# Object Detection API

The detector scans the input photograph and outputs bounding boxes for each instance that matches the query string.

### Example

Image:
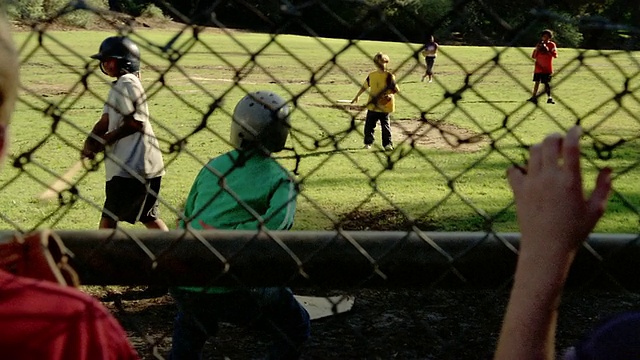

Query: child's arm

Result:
[390,74,400,94]
[233,178,298,231]
[101,115,143,145]
[351,77,369,104]
[81,113,108,159]
[494,126,612,360]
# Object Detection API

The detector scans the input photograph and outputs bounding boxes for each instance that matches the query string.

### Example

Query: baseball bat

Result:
[38,160,84,201]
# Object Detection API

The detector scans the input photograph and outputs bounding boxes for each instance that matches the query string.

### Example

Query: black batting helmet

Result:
[91,36,140,74]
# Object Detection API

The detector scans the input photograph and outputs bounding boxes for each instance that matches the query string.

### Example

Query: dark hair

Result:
[541,29,554,38]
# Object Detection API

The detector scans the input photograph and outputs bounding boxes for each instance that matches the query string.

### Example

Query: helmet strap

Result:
[99,62,109,76]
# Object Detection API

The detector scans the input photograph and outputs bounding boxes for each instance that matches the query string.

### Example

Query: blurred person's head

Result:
[541,29,553,42]
[0,13,18,161]
[373,52,390,71]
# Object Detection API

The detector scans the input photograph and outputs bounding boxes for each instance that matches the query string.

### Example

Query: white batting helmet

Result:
[230,91,291,153]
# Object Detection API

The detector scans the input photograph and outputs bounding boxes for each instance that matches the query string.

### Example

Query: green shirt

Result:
[179,149,298,293]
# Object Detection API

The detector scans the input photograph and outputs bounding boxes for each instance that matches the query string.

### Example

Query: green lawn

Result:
[5,28,640,233]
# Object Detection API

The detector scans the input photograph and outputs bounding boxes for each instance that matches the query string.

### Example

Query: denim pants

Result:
[364,110,392,147]
[169,287,310,360]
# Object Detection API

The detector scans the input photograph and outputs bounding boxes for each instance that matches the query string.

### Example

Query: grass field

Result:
[5,27,640,233]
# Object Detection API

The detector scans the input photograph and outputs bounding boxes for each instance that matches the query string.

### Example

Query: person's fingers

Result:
[527,143,543,175]
[541,133,563,168]
[563,126,582,174]
[585,167,612,229]
[506,166,525,195]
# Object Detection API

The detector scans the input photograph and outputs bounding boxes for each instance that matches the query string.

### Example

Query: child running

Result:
[170,91,310,359]
[351,52,400,151]
[421,35,439,83]
[530,29,558,104]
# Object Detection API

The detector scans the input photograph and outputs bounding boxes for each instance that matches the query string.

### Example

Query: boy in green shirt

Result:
[170,91,310,359]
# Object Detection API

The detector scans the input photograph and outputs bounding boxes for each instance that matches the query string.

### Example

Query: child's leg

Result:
[144,218,169,230]
[251,287,310,359]
[169,290,219,360]
[380,113,393,148]
[421,57,428,81]
[364,111,377,145]
[544,82,551,98]
[427,58,435,82]
[532,80,540,97]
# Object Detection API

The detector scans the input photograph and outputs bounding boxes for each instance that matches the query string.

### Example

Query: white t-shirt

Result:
[103,73,165,181]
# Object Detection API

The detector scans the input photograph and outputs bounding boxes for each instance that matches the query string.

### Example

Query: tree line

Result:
[11,0,640,49]
[111,0,640,49]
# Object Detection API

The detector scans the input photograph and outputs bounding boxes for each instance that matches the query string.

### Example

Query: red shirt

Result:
[532,41,557,74]
[0,270,139,360]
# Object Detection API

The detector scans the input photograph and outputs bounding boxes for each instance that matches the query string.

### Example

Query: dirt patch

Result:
[26,82,73,97]
[10,13,240,33]
[339,209,437,231]
[309,104,489,153]
[393,118,488,152]
[98,286,640,359]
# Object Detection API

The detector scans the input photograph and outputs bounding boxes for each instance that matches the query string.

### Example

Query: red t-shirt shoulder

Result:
[533,41,557,74]
[0,270,139,360]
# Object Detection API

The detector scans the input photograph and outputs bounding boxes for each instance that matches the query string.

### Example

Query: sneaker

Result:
[364,144,372,149]
[428,79,433,83]
[547,98,555,104]
[528,96,538,104]
[384,144,394,151]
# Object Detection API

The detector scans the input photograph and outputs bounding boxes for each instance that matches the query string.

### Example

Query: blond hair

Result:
[0,13,18,127]
[373,52,390,71]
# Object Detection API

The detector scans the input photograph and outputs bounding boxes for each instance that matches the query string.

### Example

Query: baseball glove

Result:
[0,230,80,287]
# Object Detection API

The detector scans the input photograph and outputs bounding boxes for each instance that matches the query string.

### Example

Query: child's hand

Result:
[81,137,103,160]
[507,126,612,259]
[537,42,549,52]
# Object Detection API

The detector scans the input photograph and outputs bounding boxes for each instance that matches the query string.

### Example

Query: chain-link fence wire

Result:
[3,0,640,358]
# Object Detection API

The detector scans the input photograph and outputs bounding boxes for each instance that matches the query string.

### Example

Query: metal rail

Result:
[2,231,638,289]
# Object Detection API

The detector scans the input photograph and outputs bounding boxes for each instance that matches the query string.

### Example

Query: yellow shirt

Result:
[363,70,399,113]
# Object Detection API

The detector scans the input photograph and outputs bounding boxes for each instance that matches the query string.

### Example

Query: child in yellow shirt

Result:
[351,52,400,151]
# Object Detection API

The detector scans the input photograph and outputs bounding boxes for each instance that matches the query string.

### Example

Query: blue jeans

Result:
[169,287,310,360]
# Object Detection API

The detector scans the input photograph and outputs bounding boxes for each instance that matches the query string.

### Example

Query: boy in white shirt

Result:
[82,36,168,230]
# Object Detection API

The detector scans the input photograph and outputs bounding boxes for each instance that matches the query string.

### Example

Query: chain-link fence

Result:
[3,0,640,358]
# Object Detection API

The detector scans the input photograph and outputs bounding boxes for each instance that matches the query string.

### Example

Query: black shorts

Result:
[102,176,162,224]
[425,57,436,74]
[533,73,552,84]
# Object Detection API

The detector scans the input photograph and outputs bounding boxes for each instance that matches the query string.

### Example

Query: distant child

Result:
[351,52,400,151]
[530,29,558,104]
[82,36,168,230]
[421,35,439,83]
[170,91,310,359]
